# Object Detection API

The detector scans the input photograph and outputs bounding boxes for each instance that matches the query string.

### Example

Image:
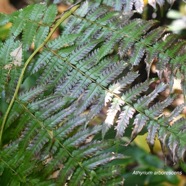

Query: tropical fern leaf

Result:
[0,1,185,185]
[52,0,177,13]
[102,0,176,13]
[10,4,57,50]
[116,105,136,137]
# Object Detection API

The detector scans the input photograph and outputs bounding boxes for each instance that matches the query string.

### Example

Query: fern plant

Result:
[101,0,176,13]
[0,0,185,185]
[54,0,176,13]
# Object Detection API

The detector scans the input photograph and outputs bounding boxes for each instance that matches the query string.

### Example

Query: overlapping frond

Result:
[54,0,176,13]
[0,0,185,185]
[10,4,57,50]
[102,0,176,13]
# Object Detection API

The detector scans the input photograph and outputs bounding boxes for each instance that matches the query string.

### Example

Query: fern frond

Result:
[103,97,124,137]
[168,104,186,122]
[134,83,167,111]
[35,26,50,49]
[10,4,57,50]
[102,0,176,13]
[0,39,23,99]
[32,50,53,73]
[146,97,174,118]
[158,117,186,163]
[116,105,136,137]
[69,40,101,64]
[47,34,79,50]
[105,71,139,105]
[42,4,57,25]
[121,81,150,103]
[131,114,149,141]
[0,1,185,185]
[146,121,160,151]
[19,85,45,102]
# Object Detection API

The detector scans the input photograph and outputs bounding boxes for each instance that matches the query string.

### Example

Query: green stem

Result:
[0,4,80,147]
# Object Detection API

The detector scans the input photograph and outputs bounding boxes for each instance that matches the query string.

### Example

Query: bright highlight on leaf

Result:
[10,44,22,66]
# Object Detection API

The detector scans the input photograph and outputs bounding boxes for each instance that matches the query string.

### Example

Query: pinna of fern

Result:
[102,0,176,13]
[55,0,176,13]
[0,0,186,185]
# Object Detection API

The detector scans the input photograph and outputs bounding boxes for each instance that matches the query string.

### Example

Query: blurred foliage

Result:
[167,2,186,37]
[110,142,181,186]
[0,23,11,40]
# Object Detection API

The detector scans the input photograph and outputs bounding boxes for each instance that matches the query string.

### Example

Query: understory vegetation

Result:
[0,0,185,185]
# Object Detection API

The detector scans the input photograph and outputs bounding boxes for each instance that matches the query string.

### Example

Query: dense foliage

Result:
[0,0,185,185]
